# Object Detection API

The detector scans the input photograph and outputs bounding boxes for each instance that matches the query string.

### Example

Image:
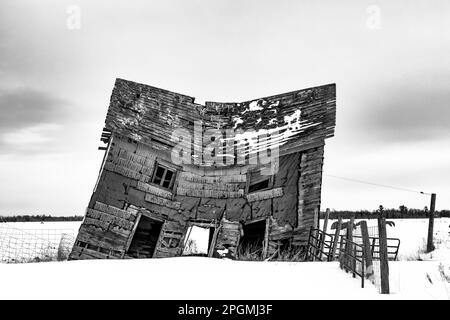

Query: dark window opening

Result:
[239,220,267,257]
[247,168,272,193]
[152,163,176,189]
[182,226,215,257]
[127,216,163,259]
[248,178,270,193]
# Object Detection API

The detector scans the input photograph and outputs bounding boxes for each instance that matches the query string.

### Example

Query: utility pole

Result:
[426,193,437,252]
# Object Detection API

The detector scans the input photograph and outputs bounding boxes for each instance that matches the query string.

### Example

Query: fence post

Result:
[378,212,390,294]
[262,217,270,259]
[339,235,344,269]
[360,221,374,282]
[305,227,312,261]
[345,216,355,270]
[361,255,365,288]
[352,245,357,278]
[319,209,330,260]
[329,216,342,261]
[312,208,319,260]
[426,193,436,253]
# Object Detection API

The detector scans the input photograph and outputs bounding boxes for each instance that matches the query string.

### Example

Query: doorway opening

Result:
[239,219,267,258]
[127,215,163,258]
[182,225,215,256]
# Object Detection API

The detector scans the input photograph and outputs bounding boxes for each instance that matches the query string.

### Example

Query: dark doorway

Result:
[239,220,267,257]
[127,216,163,258]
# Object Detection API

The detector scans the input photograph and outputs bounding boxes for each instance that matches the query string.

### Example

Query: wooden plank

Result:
[360,220,374,282]
[319,208,330,260]
[124,211,142,254]
[85,208,134,231]
[329,216,342,261]
[262,217,270,259]
[94,202,137,221]
[144,193,181,209]
[246,188,283,202]
[136,181,173,199]
[378,213,390,294]
[208,225,221,257]
[346,216,354,270]
[176,188,244,199]
[310,207,319,260]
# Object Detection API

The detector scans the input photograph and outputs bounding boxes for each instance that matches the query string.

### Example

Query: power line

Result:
[323,173,431,195]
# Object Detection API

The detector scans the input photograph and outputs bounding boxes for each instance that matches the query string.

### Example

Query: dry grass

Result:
[236,243,306,262]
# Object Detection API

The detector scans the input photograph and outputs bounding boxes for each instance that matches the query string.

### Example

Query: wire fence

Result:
[0,223,76,263]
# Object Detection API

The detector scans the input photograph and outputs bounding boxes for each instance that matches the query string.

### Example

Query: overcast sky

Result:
[0,0,449,216]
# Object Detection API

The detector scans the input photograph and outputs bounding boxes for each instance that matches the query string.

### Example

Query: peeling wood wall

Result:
[70,135,325,260]
[295,146,325,245]
[104,78,336,161]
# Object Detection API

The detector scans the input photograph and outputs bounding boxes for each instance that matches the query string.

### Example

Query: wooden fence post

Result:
[360,220,374,281]
[262,217,270,259]
[426,193,437,253]
[345,216,355,270]
[378,213,390,294]
[312,208,319,260]
[322,208,330,233]
[305,227,312,261]
[329,216,342,261]
[319,208,330,260]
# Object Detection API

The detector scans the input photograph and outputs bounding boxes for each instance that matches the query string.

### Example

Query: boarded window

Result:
[248,169,272,193]
[152,163,176,189]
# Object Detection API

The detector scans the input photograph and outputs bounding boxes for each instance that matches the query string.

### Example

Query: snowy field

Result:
[0,257,448,299]
[0,219,449,299]
[0,221,82,235]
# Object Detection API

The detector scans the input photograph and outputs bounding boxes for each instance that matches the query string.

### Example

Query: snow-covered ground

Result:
[0,221,82,235]
[0,258,378,299]
[0,257,448,299]
[0,219,449,299]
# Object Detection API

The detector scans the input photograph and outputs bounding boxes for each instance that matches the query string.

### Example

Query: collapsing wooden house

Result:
[69,78,336,260]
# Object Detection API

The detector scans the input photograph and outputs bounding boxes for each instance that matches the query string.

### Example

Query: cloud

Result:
[356,73,450,142]
[0,87,70,154]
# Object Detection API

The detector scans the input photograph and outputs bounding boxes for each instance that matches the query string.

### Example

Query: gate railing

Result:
[305,228,335,261]
[338,235,366,288]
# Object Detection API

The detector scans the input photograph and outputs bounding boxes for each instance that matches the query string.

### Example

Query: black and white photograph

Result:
[0,0,449,304]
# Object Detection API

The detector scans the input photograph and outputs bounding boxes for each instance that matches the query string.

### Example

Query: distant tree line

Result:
[0,215,84,223]
[321,206,450,219]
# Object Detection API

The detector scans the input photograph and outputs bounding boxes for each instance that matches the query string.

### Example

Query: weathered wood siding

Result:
[71,78,335,260]
[295,145,325,245]
[104,78,336,161]
[71,135,326,259]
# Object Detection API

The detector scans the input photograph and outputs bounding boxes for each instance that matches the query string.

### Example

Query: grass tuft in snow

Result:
[236,244,306,262]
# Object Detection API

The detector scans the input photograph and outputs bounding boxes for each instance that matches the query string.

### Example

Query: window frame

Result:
[246,169,274,194]
[151,161,178,190]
